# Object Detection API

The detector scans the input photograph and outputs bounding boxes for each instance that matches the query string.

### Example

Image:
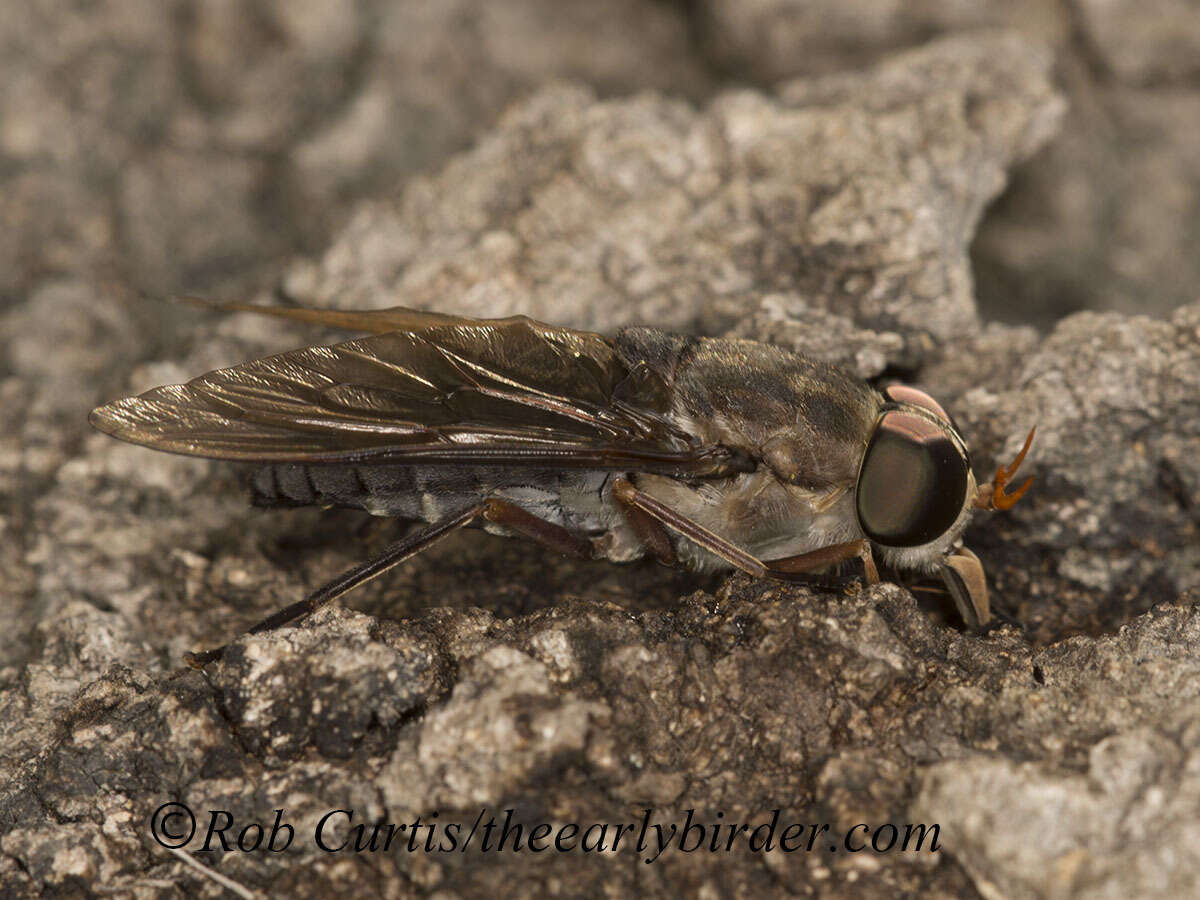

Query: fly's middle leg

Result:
[479,498,594,559]
[186,498,594,667]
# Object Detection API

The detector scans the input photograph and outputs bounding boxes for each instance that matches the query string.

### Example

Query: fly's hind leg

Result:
[186,498,593,667]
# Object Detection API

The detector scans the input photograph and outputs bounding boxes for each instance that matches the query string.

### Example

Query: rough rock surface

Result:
[0,0,708,303]
[922,308,1200,643]
[288,31,1062,369]
[696,0,1200,326]
[696,0,1069,82]
[3,10,1200,900]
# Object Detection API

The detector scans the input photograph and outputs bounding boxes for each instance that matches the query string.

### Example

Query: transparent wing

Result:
[91,309,740,476]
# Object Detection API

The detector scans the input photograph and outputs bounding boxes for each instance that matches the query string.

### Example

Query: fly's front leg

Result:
[611,478,876,586]
[186,498,593,667]
[611,478,770,578]
[764,540,878,585]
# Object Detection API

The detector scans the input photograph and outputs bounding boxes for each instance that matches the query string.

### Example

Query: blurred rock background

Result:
[1,1,1198,897]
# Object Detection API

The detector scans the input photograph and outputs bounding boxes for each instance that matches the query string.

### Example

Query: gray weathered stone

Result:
[2,16,1197,900]
[1077,0,1200,85]
[0,0,707,300]
[695,0,1200,327]
[921,305,1200,643]
[695,0,1068,83]
[293,32,1062,371]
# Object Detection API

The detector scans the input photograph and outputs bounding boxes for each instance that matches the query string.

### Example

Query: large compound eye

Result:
[883,384,950,421]
[856,411,969,547]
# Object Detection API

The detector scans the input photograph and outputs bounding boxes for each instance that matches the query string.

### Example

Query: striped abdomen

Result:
[250,463,618,536]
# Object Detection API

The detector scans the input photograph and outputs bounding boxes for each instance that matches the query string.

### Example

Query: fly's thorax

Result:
[614,329,883,487]
[760,430,866,490]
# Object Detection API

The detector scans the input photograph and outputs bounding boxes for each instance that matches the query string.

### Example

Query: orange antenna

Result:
[975,426,1036,511]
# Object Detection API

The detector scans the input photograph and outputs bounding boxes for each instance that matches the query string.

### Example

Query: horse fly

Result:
[90,304,1035,665]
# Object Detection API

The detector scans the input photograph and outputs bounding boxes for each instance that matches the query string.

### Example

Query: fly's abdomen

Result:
[251,464,467,519]
[252,464,384,510]
[251,464,617,535]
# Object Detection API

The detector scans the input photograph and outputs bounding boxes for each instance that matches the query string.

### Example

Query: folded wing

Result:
[90,309,737,475]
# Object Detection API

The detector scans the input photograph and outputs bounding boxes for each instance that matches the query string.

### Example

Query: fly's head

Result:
[854,384,1035,629]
